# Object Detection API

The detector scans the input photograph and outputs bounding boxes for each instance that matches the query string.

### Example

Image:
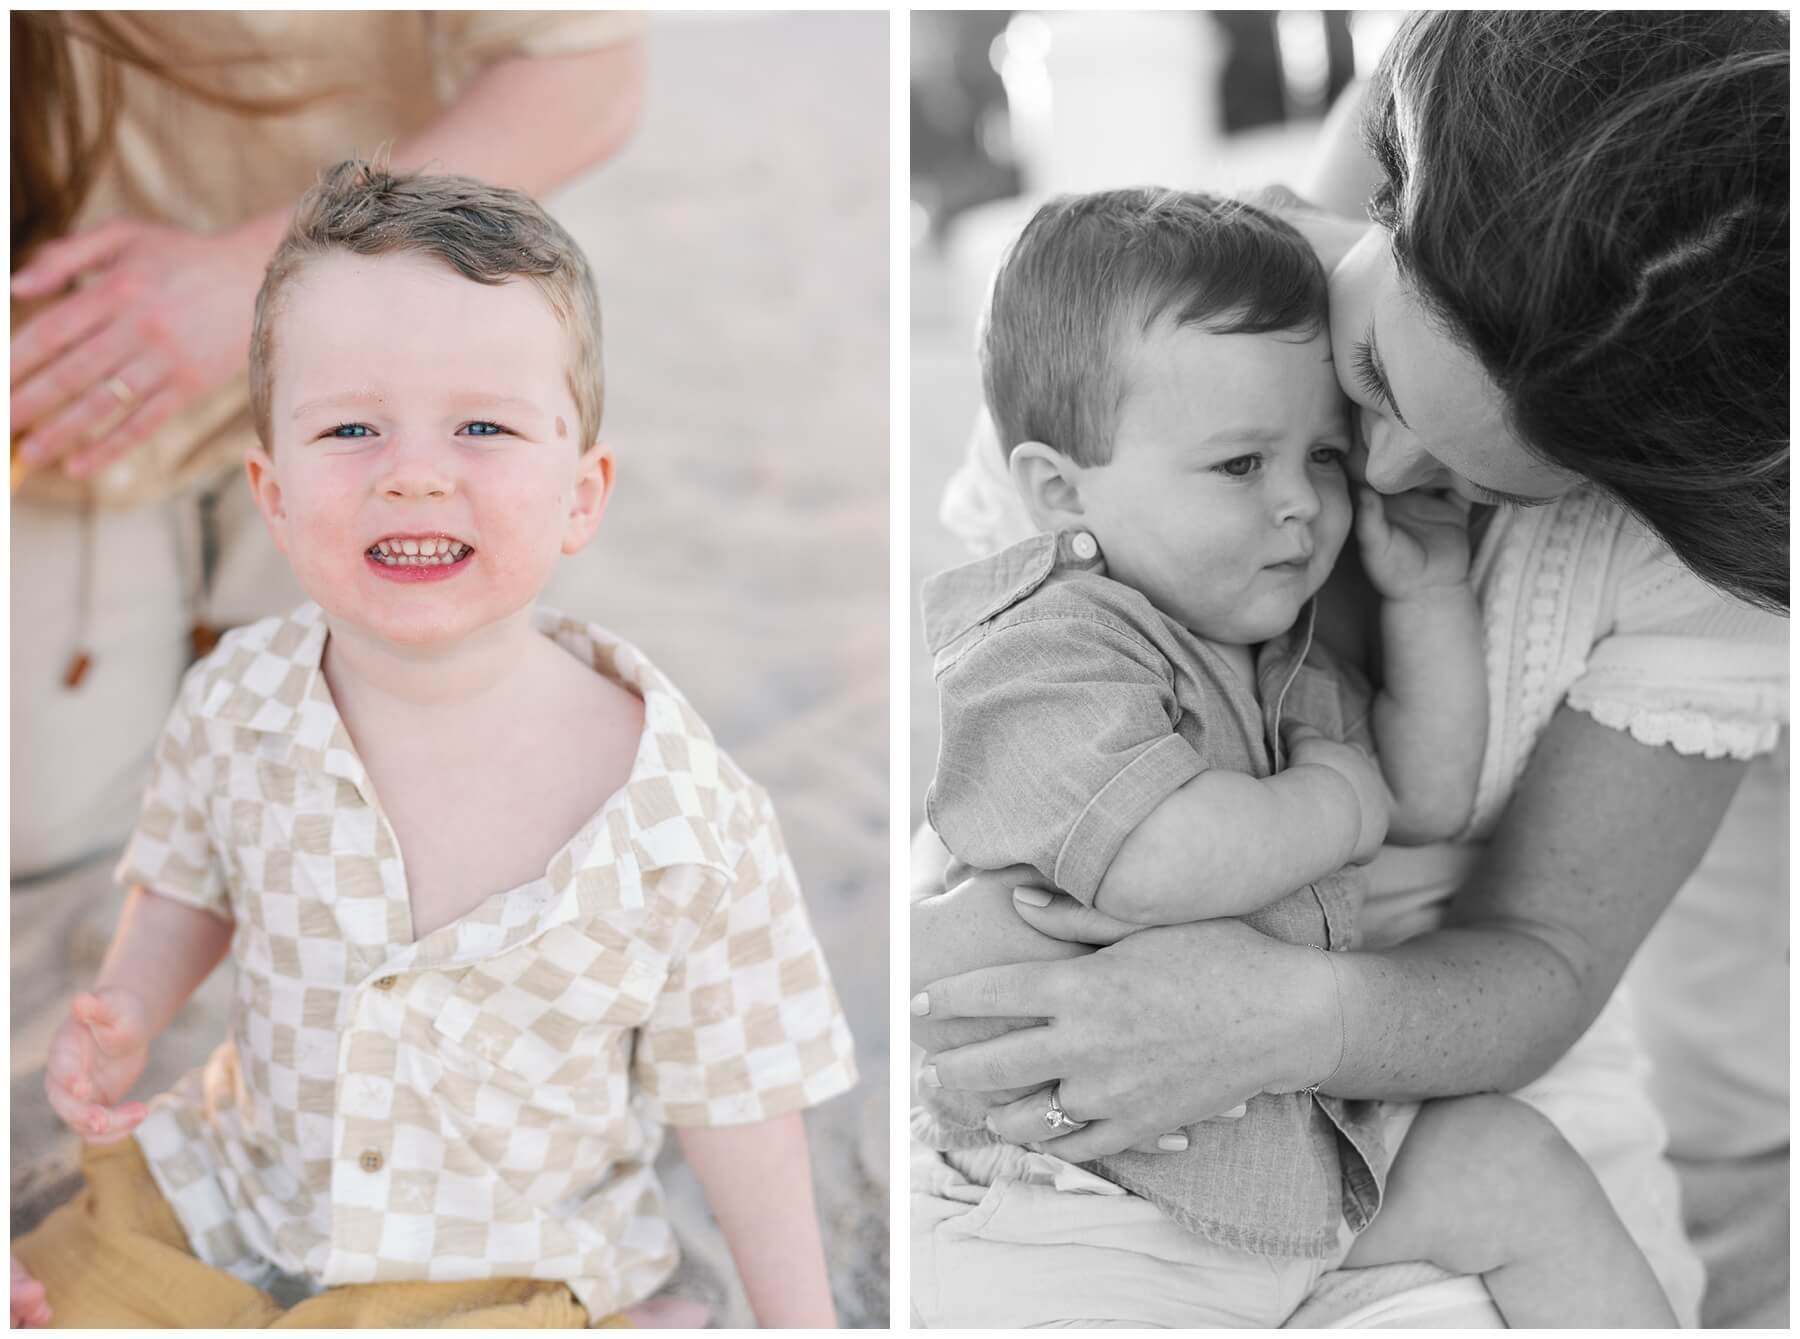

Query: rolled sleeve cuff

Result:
[1053,735,1205,905]
[113,847,230,922]
[1309,867,1363,952]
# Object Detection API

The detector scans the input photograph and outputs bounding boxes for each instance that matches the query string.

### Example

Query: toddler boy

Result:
[914,188,1673,1327]
[13,160,855,1328]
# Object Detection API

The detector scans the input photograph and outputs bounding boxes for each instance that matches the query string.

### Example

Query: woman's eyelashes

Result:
[319,420,513,441]
[1349,340,1385,405]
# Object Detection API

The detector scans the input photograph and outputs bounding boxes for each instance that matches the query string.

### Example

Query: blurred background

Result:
[12,11,889,1327]
[910,9,1401,828]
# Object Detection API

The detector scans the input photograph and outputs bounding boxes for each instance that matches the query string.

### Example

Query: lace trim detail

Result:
[1569,697,1783,760]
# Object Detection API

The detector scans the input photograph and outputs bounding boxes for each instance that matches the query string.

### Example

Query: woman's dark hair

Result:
[1366,11,1788,611]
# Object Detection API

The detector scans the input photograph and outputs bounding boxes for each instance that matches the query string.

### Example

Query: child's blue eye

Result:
[1215,454,1262,478]
[328,423,372,439]
[461,421,507,437]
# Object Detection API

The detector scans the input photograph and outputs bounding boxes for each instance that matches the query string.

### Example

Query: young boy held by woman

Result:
[913,187,1672,1328]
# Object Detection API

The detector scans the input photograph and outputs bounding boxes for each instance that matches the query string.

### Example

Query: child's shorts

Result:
[912,1105,1419,1329]
[11,1136,628,1329]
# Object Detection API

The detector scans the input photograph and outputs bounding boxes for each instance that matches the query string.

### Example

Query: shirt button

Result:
[1070,531,1099,561]
[359,1149,384,1173]
[373,975,398,991]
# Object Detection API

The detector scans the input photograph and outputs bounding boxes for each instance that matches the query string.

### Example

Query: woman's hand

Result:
[11,215,280,479]
[915,919,1340,1160]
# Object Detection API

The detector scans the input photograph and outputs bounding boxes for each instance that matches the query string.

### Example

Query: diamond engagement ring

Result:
[1042,1087,1086,1133]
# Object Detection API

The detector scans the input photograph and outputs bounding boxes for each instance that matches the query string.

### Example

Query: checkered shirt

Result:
[118,602,857,1320]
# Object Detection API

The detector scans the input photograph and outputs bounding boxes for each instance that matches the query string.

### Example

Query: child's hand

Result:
[1290,735,1387,864]
[11,1255,51,1328]
[1354,485,1473,600]
[44,988,151,1143]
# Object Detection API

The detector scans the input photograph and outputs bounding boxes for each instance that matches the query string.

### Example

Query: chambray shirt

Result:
[119,603,857,1319]
[920,530,1387,1258]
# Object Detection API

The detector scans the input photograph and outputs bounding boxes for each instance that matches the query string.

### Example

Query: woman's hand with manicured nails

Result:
[43,987,152,1143]
[11,216,277,479]
[916,916,1340,1161]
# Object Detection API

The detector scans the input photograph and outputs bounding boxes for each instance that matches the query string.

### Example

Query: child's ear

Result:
[1008,440,1087,531]
[561,440,615,555]
[244,448,289,554]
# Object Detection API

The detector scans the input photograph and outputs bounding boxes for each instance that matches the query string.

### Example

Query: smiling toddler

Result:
[915,188,1674,1326]
[11,160,855,1328]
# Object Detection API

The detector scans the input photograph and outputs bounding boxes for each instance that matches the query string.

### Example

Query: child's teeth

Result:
[369,540,467,566]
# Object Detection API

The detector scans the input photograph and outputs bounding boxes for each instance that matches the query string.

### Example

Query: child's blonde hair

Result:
[249,156,604,450]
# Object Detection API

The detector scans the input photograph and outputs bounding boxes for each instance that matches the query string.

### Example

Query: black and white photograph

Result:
[909,9,1788,1329]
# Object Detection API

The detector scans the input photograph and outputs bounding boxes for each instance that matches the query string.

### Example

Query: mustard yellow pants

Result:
[12,1138,628,1328]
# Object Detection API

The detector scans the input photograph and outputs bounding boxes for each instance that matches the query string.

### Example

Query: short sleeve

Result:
[927,616,1205,904]
[1565,524,1788,759]
[633,787,857,1126]
[113,671,229,920]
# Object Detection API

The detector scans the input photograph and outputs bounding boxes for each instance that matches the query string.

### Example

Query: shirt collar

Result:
[194,603,739,907]
[920,530,1087,655]
[921,529,1319,717]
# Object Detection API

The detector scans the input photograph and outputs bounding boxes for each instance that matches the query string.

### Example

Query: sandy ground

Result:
[12,13,888,1327]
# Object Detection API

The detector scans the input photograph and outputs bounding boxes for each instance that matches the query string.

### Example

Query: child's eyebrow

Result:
[1198,427,1286,446]
[290,391,543,421]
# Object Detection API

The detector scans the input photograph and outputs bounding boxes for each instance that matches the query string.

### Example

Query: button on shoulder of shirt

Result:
[358,1149,384,1173]
[372,975,398,991]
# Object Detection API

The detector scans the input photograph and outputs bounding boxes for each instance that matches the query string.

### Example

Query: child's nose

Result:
[378,439,454,500]
[1272,470,1321,526]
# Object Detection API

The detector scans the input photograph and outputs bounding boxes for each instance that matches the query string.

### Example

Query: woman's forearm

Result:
[1328,925,1584,1098]
[227,41,645,291]
[387,40,646,198]
[1326,708,1748,1099]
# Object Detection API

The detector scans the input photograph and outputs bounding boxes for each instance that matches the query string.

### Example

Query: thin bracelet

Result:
[1300,944,1345,1098]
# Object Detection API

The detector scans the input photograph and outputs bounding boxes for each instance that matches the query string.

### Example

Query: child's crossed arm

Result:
[1100,486,1486,925]
[1095,734,1384,924]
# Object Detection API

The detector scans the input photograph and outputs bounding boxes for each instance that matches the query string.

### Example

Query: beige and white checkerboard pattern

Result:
[119,603,857,1320]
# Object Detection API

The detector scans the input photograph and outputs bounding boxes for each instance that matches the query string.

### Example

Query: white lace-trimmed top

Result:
[1463,489,1785,836]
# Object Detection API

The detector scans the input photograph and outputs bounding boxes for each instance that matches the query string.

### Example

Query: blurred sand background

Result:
[12,12,889,1327]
